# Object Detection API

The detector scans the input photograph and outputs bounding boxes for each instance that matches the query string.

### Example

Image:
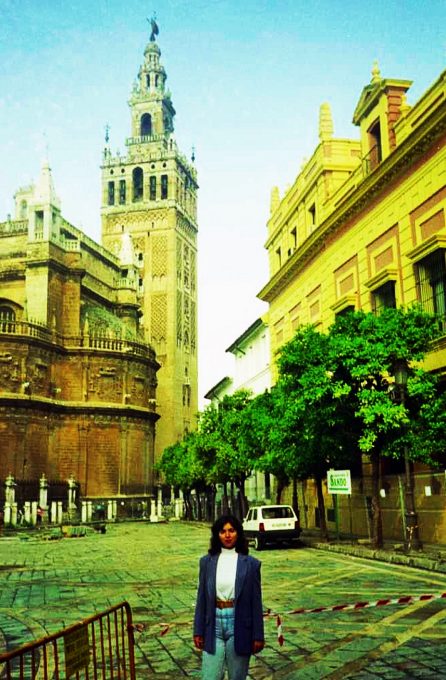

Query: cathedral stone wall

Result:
[0,174,160,503]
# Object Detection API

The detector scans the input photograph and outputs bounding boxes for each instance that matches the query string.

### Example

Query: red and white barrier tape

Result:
[134,592,446,647]
[266,591,446,646]
[285,591,446,616]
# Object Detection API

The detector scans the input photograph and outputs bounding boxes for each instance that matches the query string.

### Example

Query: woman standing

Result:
[193,514,265,680]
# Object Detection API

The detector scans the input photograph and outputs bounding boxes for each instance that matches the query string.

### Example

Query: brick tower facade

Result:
[100,25,198,462]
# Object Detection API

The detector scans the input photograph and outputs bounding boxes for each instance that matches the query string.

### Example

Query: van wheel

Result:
[253,536,264,551]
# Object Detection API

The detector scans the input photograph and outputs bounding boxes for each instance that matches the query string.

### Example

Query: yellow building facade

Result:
[259,64,446,542]
[260,64,446,377]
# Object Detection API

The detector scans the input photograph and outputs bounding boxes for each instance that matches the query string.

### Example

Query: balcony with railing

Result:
[125,133,166,146]
[0,219,28,236]
[0,318,155,360]
[0,318,52,342]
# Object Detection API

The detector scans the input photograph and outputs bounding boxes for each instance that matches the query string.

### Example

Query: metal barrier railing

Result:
[0,601,136,680]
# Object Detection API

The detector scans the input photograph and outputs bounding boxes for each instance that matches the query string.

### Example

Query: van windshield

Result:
[262,507,293,519]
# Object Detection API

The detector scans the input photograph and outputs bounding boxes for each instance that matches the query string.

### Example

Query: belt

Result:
[216,599,234,609]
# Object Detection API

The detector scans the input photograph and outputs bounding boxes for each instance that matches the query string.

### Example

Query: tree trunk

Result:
[292,476,299,518]
[237,478,249,520]
[183,491,192,520]
[370,449,383,549]
[222,483,229,514]
[204,487,213,521]
[209,486,216,522]
[316,476,329,541]
[230,481,236,514]
[276,477,286,504]
[196,492,202,521]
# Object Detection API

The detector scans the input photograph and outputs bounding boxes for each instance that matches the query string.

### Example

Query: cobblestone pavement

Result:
[1,522,446,678]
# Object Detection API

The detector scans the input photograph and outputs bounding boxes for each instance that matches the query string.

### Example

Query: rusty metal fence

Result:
[0,602,136,680]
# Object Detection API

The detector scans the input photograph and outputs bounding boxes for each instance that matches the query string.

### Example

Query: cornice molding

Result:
[406,234,446,263]
[259,101,446,303]
[364,267,398,291]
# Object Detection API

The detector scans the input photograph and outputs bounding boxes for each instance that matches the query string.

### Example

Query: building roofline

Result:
[225,318,265,354]
[204,376,232,401]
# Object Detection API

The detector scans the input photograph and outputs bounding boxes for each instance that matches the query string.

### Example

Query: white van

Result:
[243,505,301,550]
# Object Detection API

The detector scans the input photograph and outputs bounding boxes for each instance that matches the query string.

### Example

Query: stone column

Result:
[174,497,182,518]
[86,501,93,521]
[5,474,16,505]
[107,500,114,521]
[67,476,77,514]
[81,501,87,523]
[39,474,48,510]
[57,501,63,524]
[11,503,18,525]
[157,486,163,517]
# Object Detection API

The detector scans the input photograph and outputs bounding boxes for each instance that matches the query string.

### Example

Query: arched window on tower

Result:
[155,75,159,87]
[20,200,28,219]
[161,174,168,199]
[119,180,126,204]
[132,167,144,202]
[146,74,150,89]
[140,113,152,137]
[108,181,115,205]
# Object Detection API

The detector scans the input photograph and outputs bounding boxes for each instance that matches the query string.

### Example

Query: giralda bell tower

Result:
[101,20,198,463]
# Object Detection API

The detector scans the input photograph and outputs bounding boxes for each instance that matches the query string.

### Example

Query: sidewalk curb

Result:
[305,540,446,573]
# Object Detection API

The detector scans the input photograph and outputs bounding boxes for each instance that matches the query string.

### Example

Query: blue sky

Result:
[1,0,445,402]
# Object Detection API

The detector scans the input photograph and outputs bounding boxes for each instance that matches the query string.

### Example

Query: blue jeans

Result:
[201,607,250,680]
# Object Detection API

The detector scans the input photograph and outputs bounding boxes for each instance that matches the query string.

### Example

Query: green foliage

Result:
[156,433,208,493]
[81,303,137,340]
[157,306,444,525]
[198,390,260,488]
[328,307,441,458]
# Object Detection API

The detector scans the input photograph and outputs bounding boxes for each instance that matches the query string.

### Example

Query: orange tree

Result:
[260,306,441,547]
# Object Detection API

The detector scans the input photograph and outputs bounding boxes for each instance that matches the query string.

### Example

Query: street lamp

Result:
[393,359,422,550]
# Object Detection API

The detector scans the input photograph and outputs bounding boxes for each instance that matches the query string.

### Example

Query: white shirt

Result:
[216,548,238,600]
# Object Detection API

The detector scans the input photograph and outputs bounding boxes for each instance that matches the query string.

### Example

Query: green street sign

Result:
[327,469,351,495]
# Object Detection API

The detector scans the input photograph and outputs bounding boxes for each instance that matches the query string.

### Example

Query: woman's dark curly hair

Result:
[208,514,249,555]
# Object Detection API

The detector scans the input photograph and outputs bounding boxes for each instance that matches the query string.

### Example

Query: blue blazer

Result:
[193,552,264,656]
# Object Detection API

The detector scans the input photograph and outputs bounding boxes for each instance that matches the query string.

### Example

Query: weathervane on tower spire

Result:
[148,13,159,42]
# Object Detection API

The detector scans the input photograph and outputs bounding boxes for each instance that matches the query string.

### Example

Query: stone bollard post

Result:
[24,502,31,524]
[67,475,77,517]
[81,501,87,523]
[107,500,114,521]
[11,503,18,525]
[31,501,38,526]
[50,501,58,524]
[4,502,11,525]
[39,472,48,524]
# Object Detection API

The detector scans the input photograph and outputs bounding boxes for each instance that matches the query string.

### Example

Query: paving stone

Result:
[2,523,446,678]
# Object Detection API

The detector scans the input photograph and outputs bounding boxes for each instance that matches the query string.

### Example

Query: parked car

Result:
[243,504,301,550]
